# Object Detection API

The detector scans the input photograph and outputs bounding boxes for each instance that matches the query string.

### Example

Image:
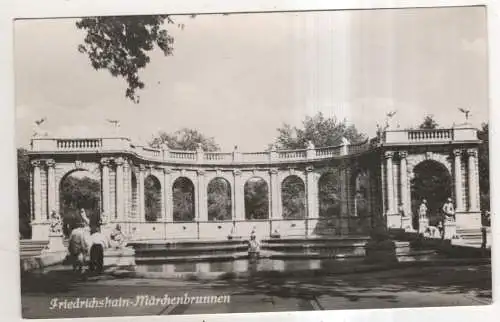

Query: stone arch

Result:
[281,175,306,219]
[172,176,195,222]
[352,168,371,217]
[207,177,232,221]
[58,168,101,236]
[410,159,452,227]
[244,176,269,220]
[144,174,162,222]
[317,169,341,218]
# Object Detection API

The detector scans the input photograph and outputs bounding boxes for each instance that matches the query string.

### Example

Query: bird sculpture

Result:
[34,117,46,126]
[458,108,471,122]
[106,119,120,127]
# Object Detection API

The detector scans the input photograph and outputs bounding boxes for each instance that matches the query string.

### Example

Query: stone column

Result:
[46,159,56,218]
[453,149,464,212]
[399,151,411,230]
[270,169,280,219]
[197,170,207,222]
[306,166,319,236]
[306,166,319,219]
[385,151,395,214]
[100,158,111,223]
[233,170,244,221]
[339,166,349,235]
[31,160,42,222]
[163,167,173,222]
[467,149,479,212]
[137,164,145,221]
[385,151,400,228]
[115,157,125,221]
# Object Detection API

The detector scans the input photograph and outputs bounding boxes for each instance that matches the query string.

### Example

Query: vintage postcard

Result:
[14,4,492,320]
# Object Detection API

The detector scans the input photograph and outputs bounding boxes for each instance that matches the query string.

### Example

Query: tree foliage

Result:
[150,128,220,151]
[244,178,269,220]
[76,15,175,103]
[281,176,306,219]
[271,112,366,150]
[172,177,195,222]
[144,175,162,222]
[478,123,489,211]
[60,174,101,235]
[18,148,31,238]
[419,115,439,129]
[207,178,232,221]
[410,161,452,226]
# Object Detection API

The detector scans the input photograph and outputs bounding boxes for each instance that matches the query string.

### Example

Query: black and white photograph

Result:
[14,4,492,319]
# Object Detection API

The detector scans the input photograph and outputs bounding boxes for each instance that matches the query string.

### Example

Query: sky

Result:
[14,6,489,151]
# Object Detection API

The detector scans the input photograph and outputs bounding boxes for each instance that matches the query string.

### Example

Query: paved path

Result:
[21,263,491,319]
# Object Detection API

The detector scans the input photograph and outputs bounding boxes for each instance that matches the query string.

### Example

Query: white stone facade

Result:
[28,127,483,241]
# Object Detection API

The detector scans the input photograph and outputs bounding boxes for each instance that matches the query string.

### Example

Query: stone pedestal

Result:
[443,220,457,240]
[455,211,482,230]
[42,233,66,253]
[386,213,402,229]
[401,216,412,231]
[418,218,429,234]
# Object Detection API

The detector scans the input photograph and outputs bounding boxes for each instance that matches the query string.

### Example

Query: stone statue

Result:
[341,137,350,146]
[442,198,455,222]
[32,117,48,137]
[307,141,315,150]
[418,199,428,219]
[49,210,62,235]
[196,143,203,152]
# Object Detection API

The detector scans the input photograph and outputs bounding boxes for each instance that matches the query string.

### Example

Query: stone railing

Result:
[30,127,479,164]
[383,127,479,145]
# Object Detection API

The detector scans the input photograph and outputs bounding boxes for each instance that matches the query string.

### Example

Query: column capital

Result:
[45,159,56,168]
[399,151,408,159]
[31,160,42,167]
[453,149,463,157]
[163,167,173,174]
[233,169,242,176]
[269,168,279,175]
[138,164,146,171]
[100,157,111,167]
[115,157,125,166]
[197,169,206,176]
[467,148,478,157]
[305,165,314,172]
[384,151,394,159]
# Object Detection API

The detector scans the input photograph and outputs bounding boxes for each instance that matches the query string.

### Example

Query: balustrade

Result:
[407,129,453,141]
[56,139,102,150]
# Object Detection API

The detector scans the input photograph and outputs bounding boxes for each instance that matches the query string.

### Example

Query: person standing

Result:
[89,226,109,273]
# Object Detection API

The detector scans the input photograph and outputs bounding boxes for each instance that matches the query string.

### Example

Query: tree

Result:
[76,15,176,103]
[149,128,220,221]
[60,174,101,235]
[144,175,162,222]
[17,148,31,238]
[271,112,366,150]
[478,123,489,211]
[244,178,269,220]
[419,115,439,129]
[150,128,220,151]
[207,178,232,221]
[272,112,366,223]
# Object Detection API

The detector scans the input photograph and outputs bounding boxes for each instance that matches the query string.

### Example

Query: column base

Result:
[386,213,402,229]
[42,233,66,253]
[443,221,457,240]
[418,218,429,234]
[455,211,482,230]
[31,222,50,241]
[401,216,412,231]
